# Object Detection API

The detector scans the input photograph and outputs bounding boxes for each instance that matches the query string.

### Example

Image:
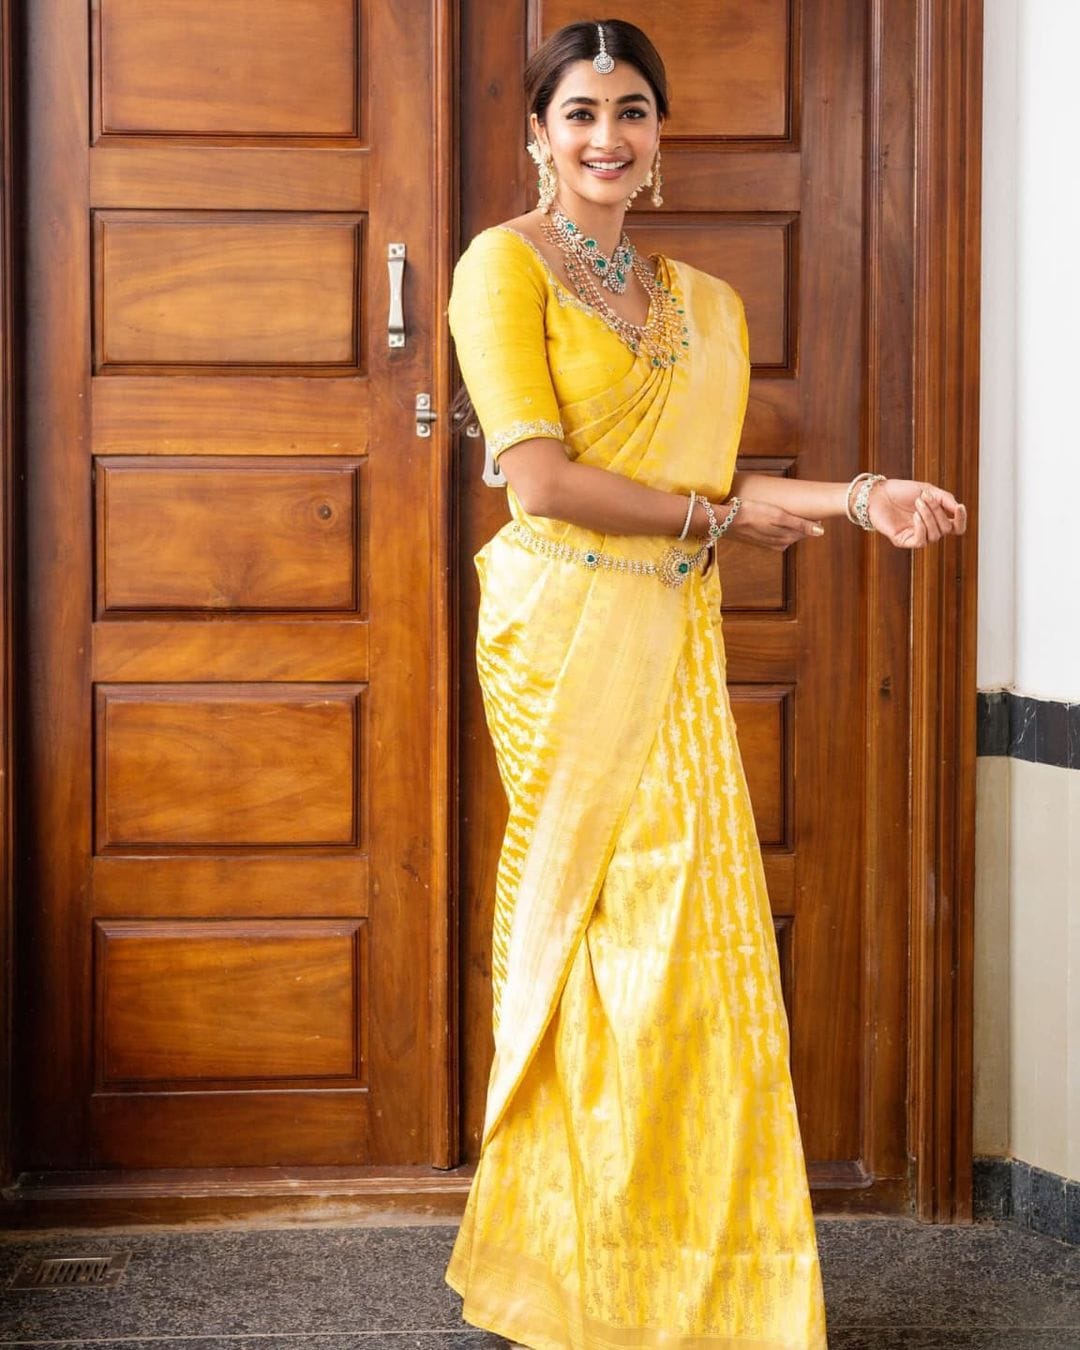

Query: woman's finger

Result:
[915,493,941,542]
[927,487,968,534]
[902,507,925,549]
[923,492,954,535]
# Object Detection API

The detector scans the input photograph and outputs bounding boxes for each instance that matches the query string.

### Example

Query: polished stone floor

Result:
[0,1216,1076,1348]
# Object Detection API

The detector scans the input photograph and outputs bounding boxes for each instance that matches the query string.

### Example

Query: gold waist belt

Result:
[509,520,708,589]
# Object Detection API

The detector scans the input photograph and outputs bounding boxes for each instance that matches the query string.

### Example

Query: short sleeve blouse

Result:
[447,227,565,460]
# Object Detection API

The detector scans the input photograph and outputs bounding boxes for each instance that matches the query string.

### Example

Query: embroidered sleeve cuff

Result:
[489,418,564,457]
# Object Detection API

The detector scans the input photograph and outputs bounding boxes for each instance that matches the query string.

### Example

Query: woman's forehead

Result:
[549,59,654,108]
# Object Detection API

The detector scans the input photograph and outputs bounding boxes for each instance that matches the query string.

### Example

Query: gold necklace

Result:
[539,212,689,368]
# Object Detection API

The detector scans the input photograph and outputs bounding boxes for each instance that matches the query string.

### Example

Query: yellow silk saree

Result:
[445,225,828,1350]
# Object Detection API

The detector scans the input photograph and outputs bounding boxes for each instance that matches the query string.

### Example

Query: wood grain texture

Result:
[619,216,796,372]
[97,0,360,138]
[94,684,361,848]
[92,147,371,211]
[93,378,371,455]
[538,0,793,139]
[93,621,370,682]
[908,0,982,1223]
[93,212,363,371]
[97,459,360,612]
[728,686,793,849]
[93,856,370,918]
[0,0,14,1190]
[16,0,445,1177]
[95,919,364,1084]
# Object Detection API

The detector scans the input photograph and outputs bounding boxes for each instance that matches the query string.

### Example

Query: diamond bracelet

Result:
[846,473,886,531]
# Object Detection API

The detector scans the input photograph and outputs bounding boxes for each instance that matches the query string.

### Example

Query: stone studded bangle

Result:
[699,495,721,542]
[846,472,880,525]
[712,496,742,540]
[851,474,886,532]
[678,490,697,542]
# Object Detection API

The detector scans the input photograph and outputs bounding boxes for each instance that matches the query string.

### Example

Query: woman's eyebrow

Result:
[558,93,651,108]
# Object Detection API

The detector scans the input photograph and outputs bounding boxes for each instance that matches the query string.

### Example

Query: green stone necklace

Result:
[550,207,635,293]
[539,210,690,369]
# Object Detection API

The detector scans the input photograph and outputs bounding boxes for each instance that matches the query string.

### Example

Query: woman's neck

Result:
[548,191,628,257]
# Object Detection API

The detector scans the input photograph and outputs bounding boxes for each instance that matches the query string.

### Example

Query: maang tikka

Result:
[593,22,615,74]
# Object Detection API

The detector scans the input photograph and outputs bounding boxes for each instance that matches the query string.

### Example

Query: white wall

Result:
[974,0,1080,1186]
[979,0,1080,700]
[976,0,1017,691]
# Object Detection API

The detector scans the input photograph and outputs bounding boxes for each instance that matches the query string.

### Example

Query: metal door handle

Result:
[388,242,406,348]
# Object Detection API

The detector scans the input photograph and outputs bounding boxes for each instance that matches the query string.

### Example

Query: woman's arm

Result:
[729,470,967,545]
[729,471,848,519]
[499,437,824,547]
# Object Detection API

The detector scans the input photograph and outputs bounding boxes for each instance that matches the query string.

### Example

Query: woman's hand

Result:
[716,497,826,552]
[866,479,967,547]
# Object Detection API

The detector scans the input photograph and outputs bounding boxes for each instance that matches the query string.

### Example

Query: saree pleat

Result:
[446,227,829,1348]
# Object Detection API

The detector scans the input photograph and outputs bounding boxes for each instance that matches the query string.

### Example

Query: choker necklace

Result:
[539,208,690,368]
[550,207,635,294]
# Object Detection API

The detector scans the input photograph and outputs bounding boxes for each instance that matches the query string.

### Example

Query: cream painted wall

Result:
[974,0,1080,1185]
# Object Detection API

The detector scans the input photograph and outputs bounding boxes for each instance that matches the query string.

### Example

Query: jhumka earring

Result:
[527,139,557,214]
[626,144,663,210]
[649,144,664,207]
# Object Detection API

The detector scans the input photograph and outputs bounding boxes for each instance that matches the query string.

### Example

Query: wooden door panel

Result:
[457,0,911,1207]
[92,622,369,683]
[94,919,363,1084]
[541,0,792,138]
[98,0,360,138]
[95,685,361,849]
[92,856,369,919]
[729,687,792,849]
[622,219,793,370]
[20,0,440,1171]
[93,212,364,371]
[97,460,360,612]
[93,378,371,456]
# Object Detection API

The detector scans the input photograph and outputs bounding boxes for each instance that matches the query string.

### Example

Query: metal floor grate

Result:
[8,1252,130,1289]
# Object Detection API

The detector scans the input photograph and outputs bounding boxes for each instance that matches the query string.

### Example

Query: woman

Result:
[445,20,966,1350]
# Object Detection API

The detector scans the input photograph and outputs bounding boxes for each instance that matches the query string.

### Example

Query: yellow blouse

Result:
[448,224,655,461]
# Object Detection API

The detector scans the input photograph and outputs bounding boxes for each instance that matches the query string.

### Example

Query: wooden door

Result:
[456,0,977,1214]
[17,0,446,1170]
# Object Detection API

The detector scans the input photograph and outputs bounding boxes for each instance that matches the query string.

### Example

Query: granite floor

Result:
[0,1216,1076,1349]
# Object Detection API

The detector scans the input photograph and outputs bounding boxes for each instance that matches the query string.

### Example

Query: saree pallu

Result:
[446,234,829,1349]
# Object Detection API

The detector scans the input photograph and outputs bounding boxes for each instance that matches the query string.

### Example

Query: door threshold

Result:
[0,1164,476,1231]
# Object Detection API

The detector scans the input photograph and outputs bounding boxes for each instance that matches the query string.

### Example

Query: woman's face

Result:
[531,59,663,212]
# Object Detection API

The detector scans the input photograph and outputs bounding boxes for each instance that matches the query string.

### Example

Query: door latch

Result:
[415,393,437,437]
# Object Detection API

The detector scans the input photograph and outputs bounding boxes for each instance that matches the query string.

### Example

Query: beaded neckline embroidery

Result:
[493,225,689,367]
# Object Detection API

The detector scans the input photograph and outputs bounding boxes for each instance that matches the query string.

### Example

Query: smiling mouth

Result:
[582,160,631,173]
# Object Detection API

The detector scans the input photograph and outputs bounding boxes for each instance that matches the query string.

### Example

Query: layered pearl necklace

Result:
[540,206,690,369]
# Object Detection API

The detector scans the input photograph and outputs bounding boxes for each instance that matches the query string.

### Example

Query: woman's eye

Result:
[566,108,648,121]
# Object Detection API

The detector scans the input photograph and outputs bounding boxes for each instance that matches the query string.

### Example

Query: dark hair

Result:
[525,19,669,125]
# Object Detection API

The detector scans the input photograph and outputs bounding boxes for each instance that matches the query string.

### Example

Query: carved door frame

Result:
[0,0,980,1222]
